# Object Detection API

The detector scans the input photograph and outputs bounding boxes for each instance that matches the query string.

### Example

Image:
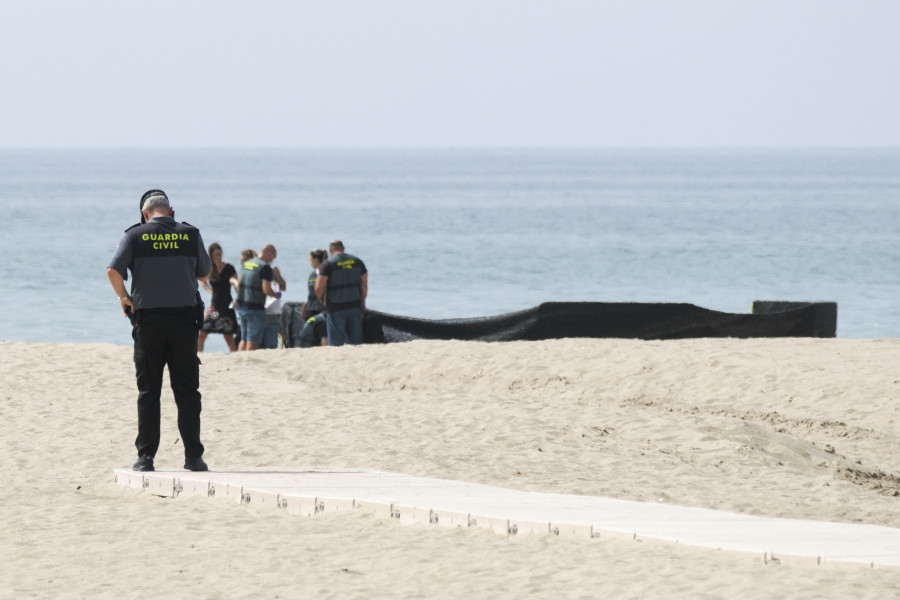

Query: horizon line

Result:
[2,144,899,151]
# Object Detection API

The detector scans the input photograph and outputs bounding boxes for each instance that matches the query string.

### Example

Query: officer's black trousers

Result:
[132,310,204,460]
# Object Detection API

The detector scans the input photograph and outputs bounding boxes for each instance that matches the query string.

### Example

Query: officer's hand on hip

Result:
[119,295,134,316]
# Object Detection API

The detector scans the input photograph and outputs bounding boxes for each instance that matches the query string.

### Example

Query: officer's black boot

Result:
[133,455,155,472]
[184,455,208,472]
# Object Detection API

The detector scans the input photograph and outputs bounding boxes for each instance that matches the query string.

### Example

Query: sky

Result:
[1,0,899,148]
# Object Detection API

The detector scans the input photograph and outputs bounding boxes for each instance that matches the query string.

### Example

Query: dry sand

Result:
[2,337,900,599]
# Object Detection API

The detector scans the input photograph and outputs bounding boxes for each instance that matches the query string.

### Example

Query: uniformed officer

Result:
[234,244,282,351]
[107,190,212,472]
[315,239,368,346]
[296,312,328,348]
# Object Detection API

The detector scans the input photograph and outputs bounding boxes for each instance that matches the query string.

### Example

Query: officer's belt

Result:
[134,307,197,317]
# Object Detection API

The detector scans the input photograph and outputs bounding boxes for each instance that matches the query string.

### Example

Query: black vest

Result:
[126,220,201,262]
[123,219,203,310]
[237,257,268,308]
[306,268,325,314]
[325,253,364,305]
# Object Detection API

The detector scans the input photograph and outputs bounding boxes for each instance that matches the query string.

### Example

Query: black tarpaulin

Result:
[279,301,837,347]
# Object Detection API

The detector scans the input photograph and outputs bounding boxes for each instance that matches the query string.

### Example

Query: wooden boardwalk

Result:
[114,468,900,568]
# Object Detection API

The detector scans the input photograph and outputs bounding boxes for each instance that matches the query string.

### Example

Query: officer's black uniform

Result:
[109,192,211,469]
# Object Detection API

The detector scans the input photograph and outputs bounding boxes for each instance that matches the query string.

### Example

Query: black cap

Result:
[140,189,168,224]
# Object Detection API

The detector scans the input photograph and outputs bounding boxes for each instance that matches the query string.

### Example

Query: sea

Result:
[1,148,898,353]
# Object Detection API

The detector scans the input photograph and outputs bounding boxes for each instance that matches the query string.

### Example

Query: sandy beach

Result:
[3,337,900,599]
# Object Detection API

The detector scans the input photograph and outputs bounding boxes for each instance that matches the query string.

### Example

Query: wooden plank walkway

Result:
[114,468,900,568]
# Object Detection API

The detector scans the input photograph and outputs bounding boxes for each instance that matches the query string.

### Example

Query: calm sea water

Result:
[1,148,898,352]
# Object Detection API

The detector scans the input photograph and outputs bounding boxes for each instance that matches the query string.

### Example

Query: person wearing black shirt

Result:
[315,239,368,347]
[198,242,238,352]
[235,244,281,351]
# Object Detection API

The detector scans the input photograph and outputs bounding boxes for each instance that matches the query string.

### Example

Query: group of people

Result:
[196,239,368,351]
[106,189,368,473]
[196,243,285,352]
